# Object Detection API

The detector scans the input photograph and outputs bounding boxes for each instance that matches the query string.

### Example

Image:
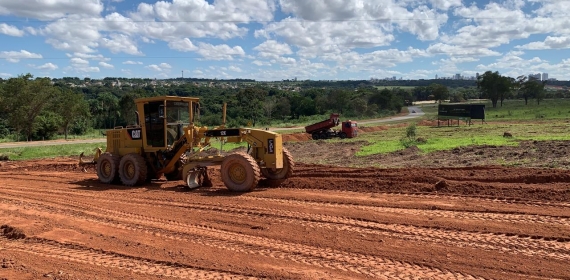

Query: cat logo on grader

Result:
[80,96,294,192]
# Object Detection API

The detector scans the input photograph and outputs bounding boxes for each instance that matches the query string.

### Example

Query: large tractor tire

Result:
[220,152,260,192]
[96,152,120,184]
[119,153,148,186]
[261,148,294,180]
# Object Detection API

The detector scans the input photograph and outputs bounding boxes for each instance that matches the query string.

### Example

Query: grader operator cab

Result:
[80,96,294,192]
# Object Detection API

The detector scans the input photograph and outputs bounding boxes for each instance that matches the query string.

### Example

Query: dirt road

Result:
[1,150,569,279]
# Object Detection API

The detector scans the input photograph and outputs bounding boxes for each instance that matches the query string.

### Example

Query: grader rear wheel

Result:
[119,153,148,186]
[220,152,260,192]
[261,148,294,180]
[96,152,120,184]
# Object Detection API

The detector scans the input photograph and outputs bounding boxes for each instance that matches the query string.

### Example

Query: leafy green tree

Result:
[369,88,393,110]
[0,74,58,140]
[118,92,140,126]
[274,97,291,120]
[33,111,62,140]
[236,87,266,126]
[349,98,367,117]
[327,89,350,114]
[97,92,120,129]
[476,71,511,108]
[523,78,546,105]
[262,96,277,124]
[55,89,91,139]
[429,83,449,104]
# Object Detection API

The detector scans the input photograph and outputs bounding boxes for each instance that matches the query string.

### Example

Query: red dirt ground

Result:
[1,137,570,279]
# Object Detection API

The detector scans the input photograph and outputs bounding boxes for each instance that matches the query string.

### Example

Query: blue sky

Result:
[1,0,570,81]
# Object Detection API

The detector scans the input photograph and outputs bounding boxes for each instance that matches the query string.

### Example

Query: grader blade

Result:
[78,148,103,166]
[186,167,210,189]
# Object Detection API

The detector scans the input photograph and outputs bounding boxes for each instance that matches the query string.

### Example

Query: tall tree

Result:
[55,89,91,140]
[429,83,449,104]
[512,75,529,104]
[523,79,546,105]
[0,74,58,140]
[118,92,140,126]
[97,92,120,129]
[476,71,511,108]
[236,87,266,126]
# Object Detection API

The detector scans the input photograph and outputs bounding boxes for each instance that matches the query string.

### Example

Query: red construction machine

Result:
[305,113,358,140]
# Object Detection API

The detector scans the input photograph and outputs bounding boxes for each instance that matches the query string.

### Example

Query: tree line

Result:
[0,74,409,141]
[0,72,565,141]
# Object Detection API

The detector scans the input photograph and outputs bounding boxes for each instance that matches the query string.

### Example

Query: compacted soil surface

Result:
[1,138,570,279]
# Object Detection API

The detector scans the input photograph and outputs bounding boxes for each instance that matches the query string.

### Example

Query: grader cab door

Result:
[143,101,166,148]
[140,99,194,149]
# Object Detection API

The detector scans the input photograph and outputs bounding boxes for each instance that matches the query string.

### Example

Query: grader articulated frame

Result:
[80,96,293,192]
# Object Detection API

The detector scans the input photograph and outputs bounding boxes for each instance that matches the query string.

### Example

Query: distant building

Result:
[542,73,548,81]
[529,73,541,80]
[435,74,438,79]
[454,73,461,80]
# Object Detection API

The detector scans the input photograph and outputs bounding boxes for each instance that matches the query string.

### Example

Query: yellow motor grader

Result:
[80,96,293,192]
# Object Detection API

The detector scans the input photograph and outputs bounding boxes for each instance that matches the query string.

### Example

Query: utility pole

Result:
[182,70,184,79]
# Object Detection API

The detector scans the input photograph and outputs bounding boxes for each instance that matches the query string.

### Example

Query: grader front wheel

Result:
[119,153,148,186]
[220,152,260,192]
[261,148,294,180]
[96,152,120,184]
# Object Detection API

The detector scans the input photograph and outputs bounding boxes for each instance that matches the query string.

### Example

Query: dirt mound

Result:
[417,119,439,126]
[282,133,311,142]
[281,163,570,202]
[1,225,26,239]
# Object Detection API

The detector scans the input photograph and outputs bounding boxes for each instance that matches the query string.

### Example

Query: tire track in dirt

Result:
[4,185,570,253]
[4,172,570,209]
[3,188,570,266]
[5,182,570,227]
[0,237,253,279]
[0,190,481,279]
[277,187,570,209]
[243,196,570,226]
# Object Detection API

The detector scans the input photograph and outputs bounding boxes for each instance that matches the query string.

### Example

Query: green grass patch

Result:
[356,121,570,157]
[0,143,104,161]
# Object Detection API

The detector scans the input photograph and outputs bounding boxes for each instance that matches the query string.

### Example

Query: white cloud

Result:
[41,15,102,53]
[427,43,501,57]
[123,60,143,65]
[252,60,271,66]
[100,33,142,55]
[517,36,570,50]
[0,0,103,20]
[99,62,114,69]
[0,23,24,36]
[253,40,293,59]
[70,58,89,65]
[146,63,171,72]
[68,57,99,73]
[34,63,58,71]
[66,53,110,61]
[129,0,275,41]
[0,50,42,63]
[228,66,242,72]
[0,73,12,77]
[195,43,245,60]
[429,0,462,11]
[168,38,198,52]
